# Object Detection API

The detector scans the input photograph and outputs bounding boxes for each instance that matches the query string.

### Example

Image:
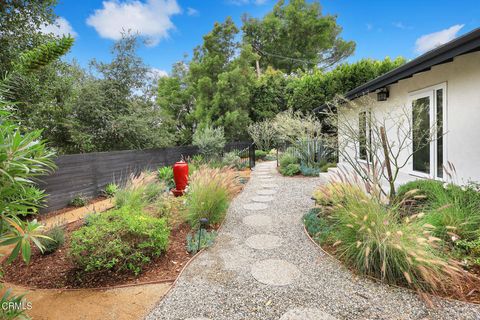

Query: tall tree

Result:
[187,17,257,141]
[0,0,58,75]
[242,0,355,73]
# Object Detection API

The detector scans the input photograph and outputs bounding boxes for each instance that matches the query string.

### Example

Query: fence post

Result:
[249,143,256,169]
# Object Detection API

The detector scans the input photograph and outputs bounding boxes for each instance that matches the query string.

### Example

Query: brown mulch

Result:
[2,221,193,289]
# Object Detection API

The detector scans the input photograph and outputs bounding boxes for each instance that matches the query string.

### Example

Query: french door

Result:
[409,83,446,179]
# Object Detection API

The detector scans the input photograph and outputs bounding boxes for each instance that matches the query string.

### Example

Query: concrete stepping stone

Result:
[243,203,268,210]
[251,259,300,286]
[261,183,278,189]
[279,308,337,320]
[259,178,275,183]
[256,189,277,195]
[252,195,274,202]
[245,234,282,250]
[242,214,272,227]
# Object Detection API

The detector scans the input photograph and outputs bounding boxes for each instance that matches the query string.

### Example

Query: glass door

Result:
[409,84,446,179]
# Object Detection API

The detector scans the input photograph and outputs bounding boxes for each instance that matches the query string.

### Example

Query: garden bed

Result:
[2,220,194,289]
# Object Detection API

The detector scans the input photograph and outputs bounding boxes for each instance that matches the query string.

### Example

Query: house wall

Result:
[337,51,480,186]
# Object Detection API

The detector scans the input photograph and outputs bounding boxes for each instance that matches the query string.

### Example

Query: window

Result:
[409,84,446,178]
[358,111,371,161]
[359,111,368,160]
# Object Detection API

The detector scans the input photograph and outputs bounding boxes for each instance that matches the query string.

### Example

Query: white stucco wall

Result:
[338,51,480,185]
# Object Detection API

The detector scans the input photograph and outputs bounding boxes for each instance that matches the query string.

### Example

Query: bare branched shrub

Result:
[323,95,441,202]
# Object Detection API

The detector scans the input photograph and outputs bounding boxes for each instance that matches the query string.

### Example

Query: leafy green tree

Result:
[0,0,58,75]
[242,0,355,73]
[286,57,407,113]
[157,60,196,145]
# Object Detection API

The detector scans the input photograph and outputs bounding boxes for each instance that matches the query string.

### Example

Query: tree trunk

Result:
[255,60,261,78]
[380,126,395,201]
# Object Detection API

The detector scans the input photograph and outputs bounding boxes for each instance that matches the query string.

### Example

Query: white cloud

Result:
[366,23,373,31]
[415,24,464,54]
[150,68,168,78]
[227,0,267,5]
[187,7,199,16]
[41,17,77,37]
[86,0,181,47]
[393,22,412,30]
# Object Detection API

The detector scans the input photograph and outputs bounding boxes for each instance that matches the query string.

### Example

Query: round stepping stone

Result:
[243,214,272,227]
[280,308,337,320]
[261,183,278,189]
[243,202,268,210]
[259,178,275,183]
[257,175,273,179]
[245,234,282,250]
[185,318,212,320]
[251,259,300,286]
[252,195,274,202]
[256,189,277,195]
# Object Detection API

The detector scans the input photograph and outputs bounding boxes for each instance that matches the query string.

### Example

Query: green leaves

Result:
[15,36,74,74]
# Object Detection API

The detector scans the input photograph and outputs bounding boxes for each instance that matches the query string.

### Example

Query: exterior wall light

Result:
[377,88,389,101]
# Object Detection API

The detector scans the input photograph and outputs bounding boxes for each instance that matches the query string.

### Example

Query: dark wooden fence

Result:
[38,142,251,213]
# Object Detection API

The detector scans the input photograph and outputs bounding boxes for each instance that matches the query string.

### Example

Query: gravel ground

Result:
[146,161,480,320]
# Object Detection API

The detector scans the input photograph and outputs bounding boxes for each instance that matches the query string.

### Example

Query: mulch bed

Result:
[35,196,109,222]
[2,221,193,289]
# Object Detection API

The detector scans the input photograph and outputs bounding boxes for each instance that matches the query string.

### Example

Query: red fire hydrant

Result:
[172,160,189,197]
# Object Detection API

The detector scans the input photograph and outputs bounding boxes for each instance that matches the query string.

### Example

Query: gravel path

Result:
[146,161,480,320]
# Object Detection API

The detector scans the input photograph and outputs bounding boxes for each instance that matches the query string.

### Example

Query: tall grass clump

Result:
[115,172,165,209]
[313,182,474,296]
[186,166,240,226]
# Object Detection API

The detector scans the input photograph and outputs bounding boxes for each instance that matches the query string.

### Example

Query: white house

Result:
[323,27,480,188]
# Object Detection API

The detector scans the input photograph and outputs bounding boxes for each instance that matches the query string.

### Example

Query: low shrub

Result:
[455,237,480,266]
[222,151,246,170]
[69,195,88,207]
[186,229,218,254]
[157,166,175,190]
[150,194,187,228]
[103,183,118,198]
[320,162,336,173]
[279,163,300,176]
[309,182,475,296]
[255,150,268,160]
[303,208,332,244]
[186,167,240,226]
[279,153,299,168]
[300,164,320,177]
[39,226,65,254]
[70,207,170,275]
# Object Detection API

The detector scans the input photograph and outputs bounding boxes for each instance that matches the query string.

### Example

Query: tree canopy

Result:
[242,0,355,73]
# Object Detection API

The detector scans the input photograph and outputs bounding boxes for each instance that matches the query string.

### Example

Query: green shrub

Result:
[303,208,332,243]
[455,237,480,266]
[222,151,246,170]
[279,163,300,176]
[103,183,118,198]
[255,150,268,160]
[300,164,320,176]
[192,125,226,159]
[279,153,299,168]
[320,162,336,173]
[186,168,232,226]
[310,182,472,295]
[186,229,218,254]
[39,226,65,254]
[70,207,170,275]
[69,195,88,207]
[157,166,175,189]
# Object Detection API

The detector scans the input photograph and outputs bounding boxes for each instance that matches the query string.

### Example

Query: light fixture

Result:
[377,87,389,101]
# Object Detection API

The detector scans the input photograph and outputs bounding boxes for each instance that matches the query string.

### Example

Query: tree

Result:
[0,0,58,75]
[188,18,257,141]
[242,0,355,73]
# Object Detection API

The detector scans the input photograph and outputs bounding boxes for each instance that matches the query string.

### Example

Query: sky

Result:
[44,0,480,76]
